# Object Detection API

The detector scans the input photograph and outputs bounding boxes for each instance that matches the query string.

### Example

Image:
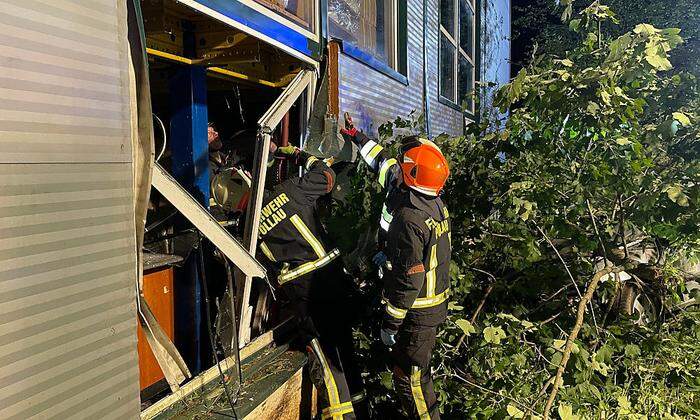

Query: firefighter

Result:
[222,143,364,419]
[341,114,451,419]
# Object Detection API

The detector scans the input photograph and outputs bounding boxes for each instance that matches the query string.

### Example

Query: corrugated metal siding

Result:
[0,1,140,419]
[0,0,130,163]
[337,0,463,137]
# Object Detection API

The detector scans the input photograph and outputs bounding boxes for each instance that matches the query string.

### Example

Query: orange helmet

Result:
[400,139,450,196]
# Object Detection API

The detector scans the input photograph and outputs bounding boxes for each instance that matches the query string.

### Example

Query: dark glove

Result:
[380,328,397,347]
[372,251,388,267]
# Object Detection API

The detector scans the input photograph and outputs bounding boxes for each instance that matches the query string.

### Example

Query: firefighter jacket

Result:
[351,132,451,330]
[257,151,339,285]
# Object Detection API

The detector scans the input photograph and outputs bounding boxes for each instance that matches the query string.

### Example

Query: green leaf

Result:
[483,326,506,344]
[672,112,691,126]
[569,19,581,32]
[616,137,631,145]
[379,371,393,390]
[634,23,659,35]
[557,404,580,420]
[624,344,641,358]
[666,185,690,207]
[456,319,476,336]
[645,53,673,71]
[561,59,574,67]
[507,404,525,419]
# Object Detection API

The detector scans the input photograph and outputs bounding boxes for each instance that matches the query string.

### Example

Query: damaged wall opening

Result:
[138,0,316,412]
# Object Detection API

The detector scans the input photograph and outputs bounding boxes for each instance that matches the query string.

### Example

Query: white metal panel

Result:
[0,0,131,164]
[0,0,140,419]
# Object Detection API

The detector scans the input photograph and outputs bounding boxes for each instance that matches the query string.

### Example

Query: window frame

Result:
[327,0,409,84]
[438,0,479,117]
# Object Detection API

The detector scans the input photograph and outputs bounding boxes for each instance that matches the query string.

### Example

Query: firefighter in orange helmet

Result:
[342,113,451,419]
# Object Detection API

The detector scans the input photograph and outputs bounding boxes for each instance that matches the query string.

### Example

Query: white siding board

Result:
[0,0,139,417]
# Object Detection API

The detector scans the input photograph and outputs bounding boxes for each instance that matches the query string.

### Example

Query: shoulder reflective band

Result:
[259,241,276,262]
[385,301,408,319]
[290,214,326,258]
[278,248,340,284]
[310,338,342,414]
[443,206,449,218]
[410,367,431,420]
[360,140,383,168]
[379,158,398,188]
[425,244,438,296]
[305,155,319,170]
[322,401,354,419]
[380,204,393,232]
[412,289,450,309]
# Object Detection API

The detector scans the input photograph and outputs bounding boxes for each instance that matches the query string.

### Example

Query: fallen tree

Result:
[328,2,700,418]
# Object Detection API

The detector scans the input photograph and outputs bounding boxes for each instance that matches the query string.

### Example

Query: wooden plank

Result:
[242,369,304,420]
[327,41,340,117]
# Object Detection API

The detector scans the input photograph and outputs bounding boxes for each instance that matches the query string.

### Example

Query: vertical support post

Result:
[238,131,272,345]
[169,63,209,374]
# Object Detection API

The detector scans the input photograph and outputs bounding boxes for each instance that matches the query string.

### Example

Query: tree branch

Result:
[535,223,582,299]
[542,266,623,419]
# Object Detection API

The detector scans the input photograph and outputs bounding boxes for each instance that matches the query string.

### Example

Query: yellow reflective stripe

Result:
[311,339,341,411]
[367,144,383,160]
[412,289,450,309]
[426,244,438,297]
[443,207,449,218]
[360,140,378,158]
[382,204,393,223]
[278,249,340,284]
[259,241,276,262]
[290,214,326,258]
[386,301,408,319]
[410,367,431,420]
[321,401,354,419]
[305,156,319,170]
[379,158,398,188]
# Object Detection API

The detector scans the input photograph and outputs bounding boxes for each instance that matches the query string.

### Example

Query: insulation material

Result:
[304,69,355,161]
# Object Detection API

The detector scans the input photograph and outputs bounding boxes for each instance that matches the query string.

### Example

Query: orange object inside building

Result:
[137,268,175,391]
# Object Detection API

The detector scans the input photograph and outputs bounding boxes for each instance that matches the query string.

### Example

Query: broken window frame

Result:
[237,68,318,346]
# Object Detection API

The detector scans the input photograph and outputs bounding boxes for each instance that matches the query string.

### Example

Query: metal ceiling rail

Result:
[146,48,292,87]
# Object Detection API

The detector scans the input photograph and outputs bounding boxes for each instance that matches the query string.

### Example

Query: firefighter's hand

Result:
[380,328,397,347]
[275,145,299,157]
[372,251,388,267]
[340,112,359,143]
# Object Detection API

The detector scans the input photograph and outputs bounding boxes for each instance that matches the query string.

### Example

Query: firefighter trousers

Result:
[391,320,440,420]
[283,261,365,419]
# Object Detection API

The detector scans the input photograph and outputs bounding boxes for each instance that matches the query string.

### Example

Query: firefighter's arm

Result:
[277,146,335,203]
[340,115,399,190]
[382,211,428,332]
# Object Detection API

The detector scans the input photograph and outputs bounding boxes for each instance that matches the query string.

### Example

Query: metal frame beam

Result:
[151,163,266,279]
[237,69,316,345]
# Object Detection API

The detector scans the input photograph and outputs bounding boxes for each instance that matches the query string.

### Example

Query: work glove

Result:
[372,251,388,267]
[340,112,359,145]
[275,145,299,157]
[380,328,397,347]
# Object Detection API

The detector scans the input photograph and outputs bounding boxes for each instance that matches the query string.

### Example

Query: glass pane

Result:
[254,0,314,31]
[440,34,456,101]
[459,0,474,57]
[440,0,455,37]
[459,54,474,111]
[328,0,395,67]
